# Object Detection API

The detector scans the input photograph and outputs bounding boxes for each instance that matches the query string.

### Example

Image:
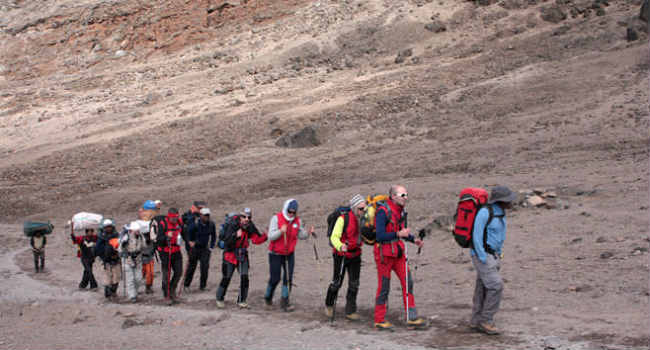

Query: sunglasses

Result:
[241,215,251,219]
[357,206,366,212]
[287,210,296,215]
[396,193,408,198]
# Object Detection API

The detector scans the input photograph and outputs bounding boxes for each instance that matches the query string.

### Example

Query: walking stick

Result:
[404,241,409,323]
[331,256,345,323]
[311,233,326,303]
[413,229,427,280]
[167,239,172,301]
[122,256,127,298]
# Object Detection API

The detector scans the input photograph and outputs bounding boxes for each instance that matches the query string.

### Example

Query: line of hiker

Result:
[49,183,515,333]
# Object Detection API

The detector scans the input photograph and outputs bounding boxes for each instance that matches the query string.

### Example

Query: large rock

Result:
[540,6,567,23]
[275,126,321,148]
[527,195,546,207]
[642,0,650,23]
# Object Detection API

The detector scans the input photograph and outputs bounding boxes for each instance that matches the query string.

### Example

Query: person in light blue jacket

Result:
[470,186,516,336]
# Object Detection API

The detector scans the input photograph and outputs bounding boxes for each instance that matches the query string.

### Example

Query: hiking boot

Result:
[407,317,427,329]
[324,306,333,318]
[478,322,500,335]
[216,300,225,309]
[237,302,249,309]
[345,313,361,321]
[130,297,137,303]
[145,286,154,294]
[280,297,294,312]
[264,297,273,306]
[374,321,394,331]
[469,322,480,331]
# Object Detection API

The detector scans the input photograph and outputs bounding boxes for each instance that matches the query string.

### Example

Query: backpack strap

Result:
[482,205,493,253]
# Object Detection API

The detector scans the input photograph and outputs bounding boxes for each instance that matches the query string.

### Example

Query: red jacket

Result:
[332,211,362,259]
[268,213,301,255]
[373,198,406,259]
[224,224,268,265]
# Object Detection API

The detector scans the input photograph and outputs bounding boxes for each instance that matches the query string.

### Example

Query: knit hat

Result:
[349,194,365,209]
[287,200,298,212]
[143,200,157,210]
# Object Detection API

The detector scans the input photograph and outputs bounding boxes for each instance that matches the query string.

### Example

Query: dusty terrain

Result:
[0,0,648,349]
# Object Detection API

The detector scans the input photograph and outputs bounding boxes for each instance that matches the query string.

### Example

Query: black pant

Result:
[265,253,294,301]
[33,250,44,271]
[80,257,98,289]
[325,254,361,315]
[160,251,183,298]
[216,257,250,302]
[184,246,211,289]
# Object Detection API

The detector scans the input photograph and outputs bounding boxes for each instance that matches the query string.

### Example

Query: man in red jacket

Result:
[216,208,267,309]
[373,185,426,330]
[156,208,184,304]
[325,194,366,321]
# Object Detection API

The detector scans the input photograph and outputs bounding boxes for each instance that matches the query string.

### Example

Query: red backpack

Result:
[452,188,492,248]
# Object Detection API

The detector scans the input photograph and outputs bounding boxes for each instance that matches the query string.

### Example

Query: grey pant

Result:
[123,257,143,300]
[471,254,503,325]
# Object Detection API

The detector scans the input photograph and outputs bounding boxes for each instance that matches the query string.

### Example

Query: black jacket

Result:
[189,220,216,249]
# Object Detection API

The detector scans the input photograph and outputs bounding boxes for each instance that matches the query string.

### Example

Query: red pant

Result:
[142,260,154,286]
[373,248,416,323]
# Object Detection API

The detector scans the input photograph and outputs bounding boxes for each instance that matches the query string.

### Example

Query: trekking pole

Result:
[413,229,427,281]
[167,240,172,301]
[404,241,409,323]
[331,256,345,323]
[121,256,127,298]
[311,233,326,304]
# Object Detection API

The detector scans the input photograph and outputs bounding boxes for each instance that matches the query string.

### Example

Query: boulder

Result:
[275,126,321,148]
[540,6,567,23]
[526,195,546,207]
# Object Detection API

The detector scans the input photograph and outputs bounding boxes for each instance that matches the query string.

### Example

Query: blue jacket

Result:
[189,220,216,249]
[375,208,415,243]
[471,204,506,263]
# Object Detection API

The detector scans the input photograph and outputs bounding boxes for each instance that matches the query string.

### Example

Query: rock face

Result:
[275,126,321,148]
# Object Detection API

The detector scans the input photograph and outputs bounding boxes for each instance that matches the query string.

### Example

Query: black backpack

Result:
[326,207,350,247]
[217,213,239,249]
[152,215,168,248]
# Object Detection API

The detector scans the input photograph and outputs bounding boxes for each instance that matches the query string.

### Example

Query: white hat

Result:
[154,200,162,205]
[200,207,211,215]
[128,221,140,231]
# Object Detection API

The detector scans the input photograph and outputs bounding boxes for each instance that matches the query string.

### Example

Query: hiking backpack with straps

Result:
[151,215,168,249]
[359,194,392,245]
[217,213,238,249]
[452,188,498,249]
[326,206,350,247]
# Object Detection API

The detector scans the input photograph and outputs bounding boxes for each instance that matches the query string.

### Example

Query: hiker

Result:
[30,231,47,273]
[97,219,121,299]
[216,208,267,308]
[264,199,314,311]
[181,201,206,253]
[325,194,366,321]
[469,186,516,335]
[373,185,426,330]
[119,221,145,303]
[157,208,184,304]
[139,200,159,294]
[70,227,98,290]
[183,207,216,292]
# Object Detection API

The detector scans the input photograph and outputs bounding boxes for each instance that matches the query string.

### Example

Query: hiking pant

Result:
[79,257,98,289]
[123,256,143,300]
[264,253,294,302]
[184,246,211,289]
[104,262,121,297]
[373,251,417,323]
[471,254,503,325]
[142,260,154,287]
[160,251,182,298]
[325,254,361,315]
[33,249,45,271]
[216,257,249,303]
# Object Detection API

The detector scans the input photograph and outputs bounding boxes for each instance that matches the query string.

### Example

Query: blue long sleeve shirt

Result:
[375,209,415,243]
[470,204,506,263]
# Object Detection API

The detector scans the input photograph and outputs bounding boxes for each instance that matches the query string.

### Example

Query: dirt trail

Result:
[1,0,649,348]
